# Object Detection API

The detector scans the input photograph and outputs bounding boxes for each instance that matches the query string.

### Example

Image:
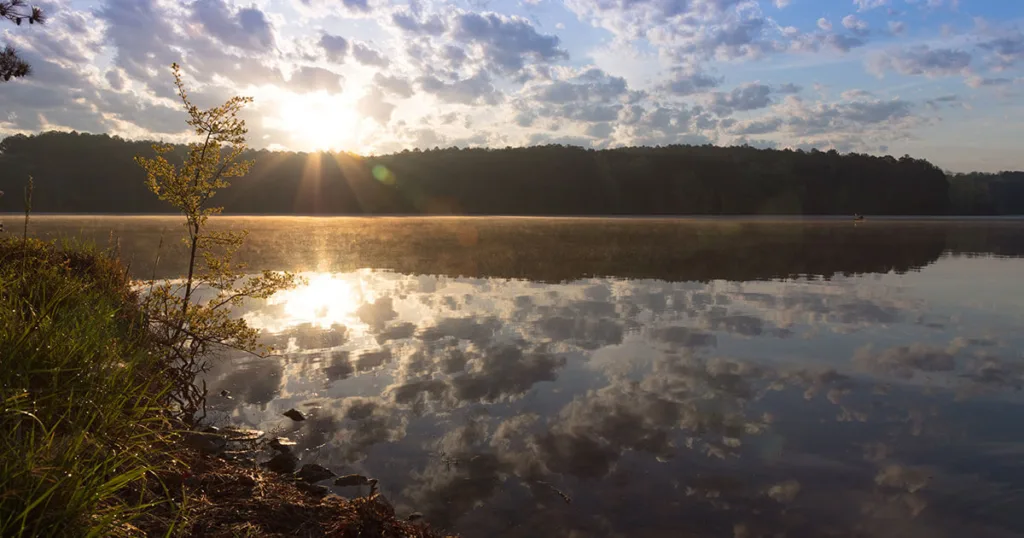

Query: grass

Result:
[0,237,180,537]
[0,236,457,538]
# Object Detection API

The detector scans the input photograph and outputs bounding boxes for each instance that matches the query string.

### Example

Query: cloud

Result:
[868,45,971,77]
[373,73,414,98]
[730,117,783,135]
[659,69,722,96]
[417,71,503,105]
[352,42,389,67]
[842,15,870,36]
[319,33,349,62]
[965,75,1013,88]
[357,87,396,125]
[190,0,275,52]
[288,66,344,94]
[105,69,125,91]
[531,67,627,104]
[978,30,1024,70]
[391,10,446,36]
[855,0,889,10]
[341,0,371,12]
[708,83,774,116]
[96,0,182,89]
[451,11,568,75]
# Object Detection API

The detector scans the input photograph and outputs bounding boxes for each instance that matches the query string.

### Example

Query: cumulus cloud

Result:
[319,33,349,62]
[391,10,446,36]
[0,0,1014,161]
[288,66,344,93]
[416,71,503,105]
[978,30,1024,70]
[357,87,396,125]
[451,11,568,75]
[868,45,972,77]
[659,69,722,96]
[707,83,774,116]
[855,0,889,10]
[352,42,389,67]
[842,15,870,36]
[190,0,275,52]
[373,73,415,98]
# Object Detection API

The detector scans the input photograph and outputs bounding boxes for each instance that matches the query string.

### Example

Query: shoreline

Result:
[0,237,454,538]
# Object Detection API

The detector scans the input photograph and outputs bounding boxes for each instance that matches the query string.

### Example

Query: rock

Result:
[283,408,306,421]
[183,431,227,455]
[296,463,336,483]
[262,452,298,474]
[269,437,297,453]
[334,474,374,487]
[220,427,264,442]
[407,512,423,522]
[294,482,328,497]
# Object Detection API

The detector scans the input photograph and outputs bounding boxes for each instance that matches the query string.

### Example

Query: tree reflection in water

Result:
[35,217,1024,537]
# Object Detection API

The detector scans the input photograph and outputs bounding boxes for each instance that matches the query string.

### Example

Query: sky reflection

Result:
[201,254,1024,537]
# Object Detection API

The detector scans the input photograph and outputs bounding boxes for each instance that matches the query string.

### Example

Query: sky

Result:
[1,0,1023,172]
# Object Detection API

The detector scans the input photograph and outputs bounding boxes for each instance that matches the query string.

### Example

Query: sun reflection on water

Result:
[254,272,369,333]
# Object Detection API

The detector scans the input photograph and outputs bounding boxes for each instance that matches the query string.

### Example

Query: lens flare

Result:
[372,165,396,185]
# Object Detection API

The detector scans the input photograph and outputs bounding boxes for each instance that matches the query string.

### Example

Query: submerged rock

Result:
[183,431,227,455]
[296,463,336,483]
[294,482,328,497]
[283,408,306,421]
[220,427,264,442]
[334,474,376,487]
[262,452,298,474]
[269,437,297,453]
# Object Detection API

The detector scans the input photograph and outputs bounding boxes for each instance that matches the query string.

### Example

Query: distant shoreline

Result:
[3,213,1024,220]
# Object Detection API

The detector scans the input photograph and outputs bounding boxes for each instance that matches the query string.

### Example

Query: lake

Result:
[14,215,1024,537]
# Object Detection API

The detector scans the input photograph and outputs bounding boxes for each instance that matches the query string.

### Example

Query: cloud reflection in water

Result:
[202,259,1024,537]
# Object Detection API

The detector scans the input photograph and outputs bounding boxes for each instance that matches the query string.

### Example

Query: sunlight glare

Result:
[271,273,362,329]
[270,93,361,152]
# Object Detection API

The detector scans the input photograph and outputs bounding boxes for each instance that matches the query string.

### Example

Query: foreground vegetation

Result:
[0,238,177,536]
[0,238,453,537]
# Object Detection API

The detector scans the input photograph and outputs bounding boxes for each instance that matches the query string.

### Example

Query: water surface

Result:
[17,216,1024,537]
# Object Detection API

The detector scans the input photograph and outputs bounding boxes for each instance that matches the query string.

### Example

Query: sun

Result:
[269,92,362,152]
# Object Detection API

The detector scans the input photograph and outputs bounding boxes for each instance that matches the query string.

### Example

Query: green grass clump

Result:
[0,238,179,537]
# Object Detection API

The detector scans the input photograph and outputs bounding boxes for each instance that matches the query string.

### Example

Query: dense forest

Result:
[947,171,1024,215]
[0,130,1020,215]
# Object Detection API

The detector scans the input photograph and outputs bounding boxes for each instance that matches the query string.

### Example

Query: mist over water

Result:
[21,216,1024,537]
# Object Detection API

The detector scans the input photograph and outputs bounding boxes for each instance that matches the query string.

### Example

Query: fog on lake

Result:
[16,216,1024,537]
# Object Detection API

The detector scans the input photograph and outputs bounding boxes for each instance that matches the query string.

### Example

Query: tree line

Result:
[0,130,1018,216]
[947,171,1024,215]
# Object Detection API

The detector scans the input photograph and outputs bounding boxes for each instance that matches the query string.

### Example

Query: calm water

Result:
[17,216,1024,537]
